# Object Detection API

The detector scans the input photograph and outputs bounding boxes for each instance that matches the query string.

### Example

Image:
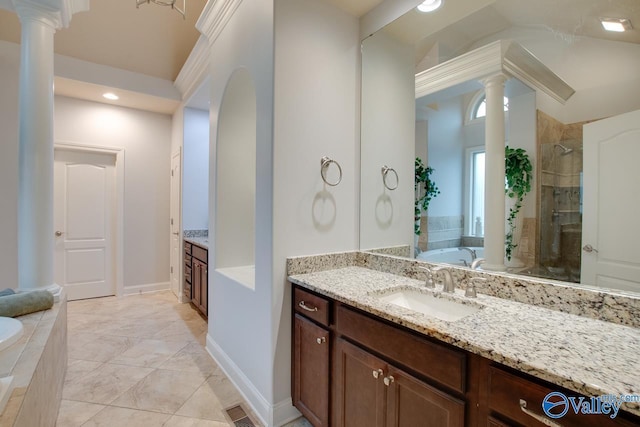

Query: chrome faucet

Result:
[471,258,485,270]
[417,266,435,288]
[431,266,455,293]
[459,247,477,260]
[465,277,486,298]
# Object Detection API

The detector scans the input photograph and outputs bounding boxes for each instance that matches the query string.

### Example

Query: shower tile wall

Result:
[537,111,588,282]
[424,215,464,250]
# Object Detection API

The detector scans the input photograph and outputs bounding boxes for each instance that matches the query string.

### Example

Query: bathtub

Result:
[416,247,485,267]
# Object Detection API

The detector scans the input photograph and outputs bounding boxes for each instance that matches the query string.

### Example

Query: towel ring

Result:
[381,165,398,190]
[320,156,342,186]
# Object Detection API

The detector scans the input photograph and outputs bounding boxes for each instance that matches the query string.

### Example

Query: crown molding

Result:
[174,36,209,101]
[415,40,574,104]
[196,0,242,44]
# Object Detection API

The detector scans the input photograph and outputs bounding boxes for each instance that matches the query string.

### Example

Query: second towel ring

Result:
[321,156,343,186]
[381,165,398,190]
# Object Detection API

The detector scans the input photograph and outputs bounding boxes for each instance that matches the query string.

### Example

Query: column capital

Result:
[10,0,89,29]
[480,73,508,89]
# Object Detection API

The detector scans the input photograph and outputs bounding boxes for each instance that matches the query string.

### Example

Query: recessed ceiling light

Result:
[417,0,443,13]
[600,17,633,32]
[103,92,119,100]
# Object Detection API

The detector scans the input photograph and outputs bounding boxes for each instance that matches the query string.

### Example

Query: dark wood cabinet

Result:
[291,284,640,427]
[184,240,207,319]
[294,314,330,427]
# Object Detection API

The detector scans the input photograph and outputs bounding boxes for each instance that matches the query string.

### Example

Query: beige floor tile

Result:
[175,375,238,422]
[158,343,217,376]
[55,399,105,427]
[281,417,313,427]
[111,368,208,414]
[81,406,170,427]
[102,318,176,338]
[163,415,232,427]
[67,334,141,363]
[64,359,103,385]
[206,367,243,408]
[152,319,208,343]
[109,339,188,368]
[63,363,153,404]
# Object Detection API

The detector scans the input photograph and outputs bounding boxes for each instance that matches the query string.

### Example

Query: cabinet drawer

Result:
[184,241,192,254]
[335,305,466,394]
[294,287,331,327]
[183,282,191,300]
[184,265,192,282]
[184,254,192,266]
[192,244,207,263]
[488,366,638,427]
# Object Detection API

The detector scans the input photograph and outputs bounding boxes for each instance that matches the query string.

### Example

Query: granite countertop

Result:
[184,236,208,249]
[289,266,640,416]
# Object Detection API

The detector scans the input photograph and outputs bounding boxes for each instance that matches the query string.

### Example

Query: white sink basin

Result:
[0,317,23,351]
[375,288,481,322]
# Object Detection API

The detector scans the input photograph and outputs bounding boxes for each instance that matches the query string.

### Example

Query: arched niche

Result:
[215,68,257,288]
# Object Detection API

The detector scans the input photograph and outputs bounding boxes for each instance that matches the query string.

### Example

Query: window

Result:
[473,95,509,119]
[467,148,485,236]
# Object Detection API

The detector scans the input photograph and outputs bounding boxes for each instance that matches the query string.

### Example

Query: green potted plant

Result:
[415,157,440,236]
[505,146,533,261]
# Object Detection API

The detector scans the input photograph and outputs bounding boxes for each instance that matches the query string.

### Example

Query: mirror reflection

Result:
[360,0,640,291]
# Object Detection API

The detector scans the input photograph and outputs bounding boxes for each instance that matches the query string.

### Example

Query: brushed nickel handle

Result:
[298,301,318,312]
[372,369,383,379]
[519,399,562,427]
[55,231,63,237]
[316,337,326,344]
[582,244,598,253]
[383,375,395,386]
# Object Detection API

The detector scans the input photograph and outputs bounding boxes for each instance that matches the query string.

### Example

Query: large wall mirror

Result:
[360,0,640,292]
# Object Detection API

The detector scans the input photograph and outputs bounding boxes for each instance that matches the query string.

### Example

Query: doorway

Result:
[54,145,122,300]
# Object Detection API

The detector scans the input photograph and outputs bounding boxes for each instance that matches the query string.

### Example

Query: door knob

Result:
[372,369,383,379]
[582,244,598,253]
[316,337,326,344]
[383,375,395,386]
[55,231,63,237]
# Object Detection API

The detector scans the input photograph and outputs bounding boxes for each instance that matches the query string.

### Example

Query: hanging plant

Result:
[505,146,533,260]
[415,157,440,235]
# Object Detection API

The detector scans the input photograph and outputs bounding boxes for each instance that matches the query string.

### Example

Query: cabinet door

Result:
[293,315,330,427]
[333,338,386,427]
[386,365,465,427]
[192,261,201,307]
[198,261,208,316]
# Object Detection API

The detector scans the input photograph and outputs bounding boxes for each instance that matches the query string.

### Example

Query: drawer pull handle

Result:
[372,369,383,379]
[383,375,395,386]
[298,301,318,312]
[519,399,562,427]
[316,337,326,344]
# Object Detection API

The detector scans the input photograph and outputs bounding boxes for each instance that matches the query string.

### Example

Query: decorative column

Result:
[12,0,88,297]
[481,74,507,271]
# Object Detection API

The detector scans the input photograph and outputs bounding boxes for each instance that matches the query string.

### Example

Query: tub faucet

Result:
[431,266,455,293]
[471,258,485,270]
[459,247,477,260]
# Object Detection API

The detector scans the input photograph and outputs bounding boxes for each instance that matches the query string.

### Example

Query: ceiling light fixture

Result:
[103,93,119,101]
[136,0,185,19]
[417,0,443,13]
[599,17,633,32]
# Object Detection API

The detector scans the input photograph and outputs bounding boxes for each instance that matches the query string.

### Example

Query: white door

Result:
[54,149,116,300]
[170,150,182,298]
[582,109,640,291]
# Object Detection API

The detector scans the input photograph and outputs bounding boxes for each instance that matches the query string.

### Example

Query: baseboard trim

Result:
[122,282,170,296]
[205,335,300,426]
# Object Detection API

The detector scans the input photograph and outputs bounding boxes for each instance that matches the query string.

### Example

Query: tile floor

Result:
[56,291,283,427]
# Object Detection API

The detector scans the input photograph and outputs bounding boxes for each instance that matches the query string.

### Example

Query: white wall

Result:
[54,96,172,293]
[425,96,465,218]
[0,41,20,289]
[182,107,209,231]
[360,30,415,251]
[272,0,360,422]
[204,0,275,424]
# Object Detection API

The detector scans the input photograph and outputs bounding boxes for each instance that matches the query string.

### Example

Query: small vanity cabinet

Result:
[291,284,640,427]
[184,240,208,319]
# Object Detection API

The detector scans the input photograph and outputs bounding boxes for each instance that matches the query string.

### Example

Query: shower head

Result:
[555,144,574,155]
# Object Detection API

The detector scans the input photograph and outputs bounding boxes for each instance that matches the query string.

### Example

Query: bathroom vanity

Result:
[289,253,640,427]
[184,239,208,318]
